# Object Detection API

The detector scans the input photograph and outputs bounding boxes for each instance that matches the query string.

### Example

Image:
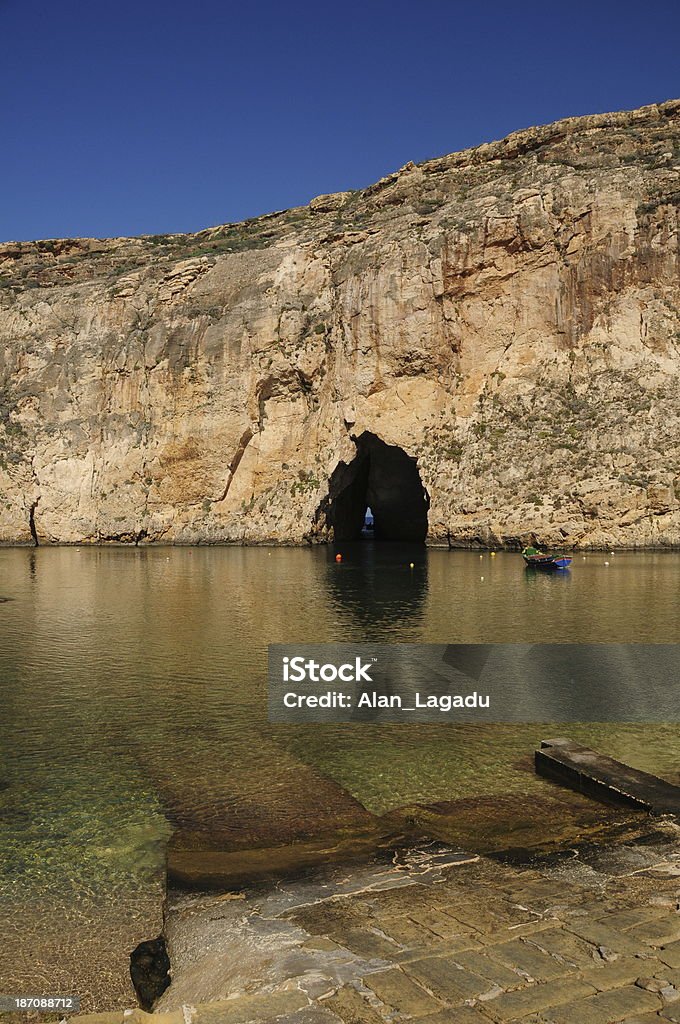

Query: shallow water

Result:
[1,544,679,904]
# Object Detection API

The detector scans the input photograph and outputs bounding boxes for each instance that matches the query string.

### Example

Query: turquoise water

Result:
[0,544,679,905]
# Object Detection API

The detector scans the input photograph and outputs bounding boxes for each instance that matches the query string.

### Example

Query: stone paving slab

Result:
[660,941,680,969]
[449,950,527,991]
[401,954,493,1002]
[583,955,668,992]
[322,985,384,1024]
[659,967,680,988]
[593,906,671,931]
[364,911,446,948]
[522,925,599,968]
[413,1010,493,1024]
[361,967,443,1017]
[333,927,402,961]
[393,932,483,961]
[535,984,662,1023]
[483,938,573,982]
[408,904,488,939]
[629,915,680,948]
[479,975,597,1021]
[562,919,646,956]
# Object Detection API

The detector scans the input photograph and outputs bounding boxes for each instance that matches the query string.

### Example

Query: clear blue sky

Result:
[2,0,678,242]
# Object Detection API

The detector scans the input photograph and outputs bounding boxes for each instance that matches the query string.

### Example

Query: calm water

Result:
[0,544,679,906]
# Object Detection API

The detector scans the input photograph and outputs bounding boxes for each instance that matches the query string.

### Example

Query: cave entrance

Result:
[326,432,429,543]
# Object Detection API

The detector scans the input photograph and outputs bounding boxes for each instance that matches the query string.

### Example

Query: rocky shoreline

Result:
[1,539,680,550]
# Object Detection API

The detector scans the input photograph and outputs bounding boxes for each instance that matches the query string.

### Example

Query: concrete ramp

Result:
[536,738,680,815]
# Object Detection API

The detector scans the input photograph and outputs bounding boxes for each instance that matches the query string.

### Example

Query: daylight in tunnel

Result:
[325,432,430,542]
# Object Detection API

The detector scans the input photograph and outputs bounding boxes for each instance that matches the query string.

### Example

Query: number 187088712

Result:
[0,996,80,1012]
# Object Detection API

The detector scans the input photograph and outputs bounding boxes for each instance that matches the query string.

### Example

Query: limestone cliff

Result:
[1,100,679,548]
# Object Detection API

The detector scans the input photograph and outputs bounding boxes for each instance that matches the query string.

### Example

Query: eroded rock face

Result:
[1,101,679,548]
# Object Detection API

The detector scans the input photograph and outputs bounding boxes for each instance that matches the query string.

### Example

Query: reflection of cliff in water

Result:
[323,542,427,640]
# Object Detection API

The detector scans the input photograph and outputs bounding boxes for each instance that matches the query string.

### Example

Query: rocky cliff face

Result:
[1,101,679,547]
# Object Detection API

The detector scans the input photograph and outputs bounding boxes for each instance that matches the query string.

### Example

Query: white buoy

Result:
[604,561,610,566]
[480,576,485,581]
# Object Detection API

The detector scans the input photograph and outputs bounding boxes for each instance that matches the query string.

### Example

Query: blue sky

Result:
[2,0,678,241]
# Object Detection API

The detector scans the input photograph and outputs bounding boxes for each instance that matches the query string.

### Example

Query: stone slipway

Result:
[536,738,680,816]
[163,738,649,890]
[68,824,680,1024]
[127,733,399,889]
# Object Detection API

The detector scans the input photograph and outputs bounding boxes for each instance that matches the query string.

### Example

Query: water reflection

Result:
[523,566,572,585]
[324,542,427,639]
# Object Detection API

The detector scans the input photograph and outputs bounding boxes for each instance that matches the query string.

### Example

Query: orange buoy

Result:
[335,553,342,563]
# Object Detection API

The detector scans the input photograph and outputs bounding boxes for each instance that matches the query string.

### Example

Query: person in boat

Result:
[522,545,544,557]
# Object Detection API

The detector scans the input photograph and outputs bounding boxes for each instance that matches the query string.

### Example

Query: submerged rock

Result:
[129,935,171,1010]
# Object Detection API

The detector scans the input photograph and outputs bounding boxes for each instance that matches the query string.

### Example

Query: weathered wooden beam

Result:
[536,738,680,816]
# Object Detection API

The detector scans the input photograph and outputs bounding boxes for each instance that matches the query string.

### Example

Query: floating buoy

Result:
[604,561,610,566]
[479,554,483,560]
[335,554,342,563]
[490,551,496,557]
[480,576,485,581]
[409,562,415,569]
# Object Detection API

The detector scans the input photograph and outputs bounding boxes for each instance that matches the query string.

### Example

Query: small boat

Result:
[522,546,572,570]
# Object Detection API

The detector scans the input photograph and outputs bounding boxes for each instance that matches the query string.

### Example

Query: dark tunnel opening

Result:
[326,432,430,543]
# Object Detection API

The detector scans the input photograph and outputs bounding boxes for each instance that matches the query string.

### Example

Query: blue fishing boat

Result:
[522,546,572,570]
